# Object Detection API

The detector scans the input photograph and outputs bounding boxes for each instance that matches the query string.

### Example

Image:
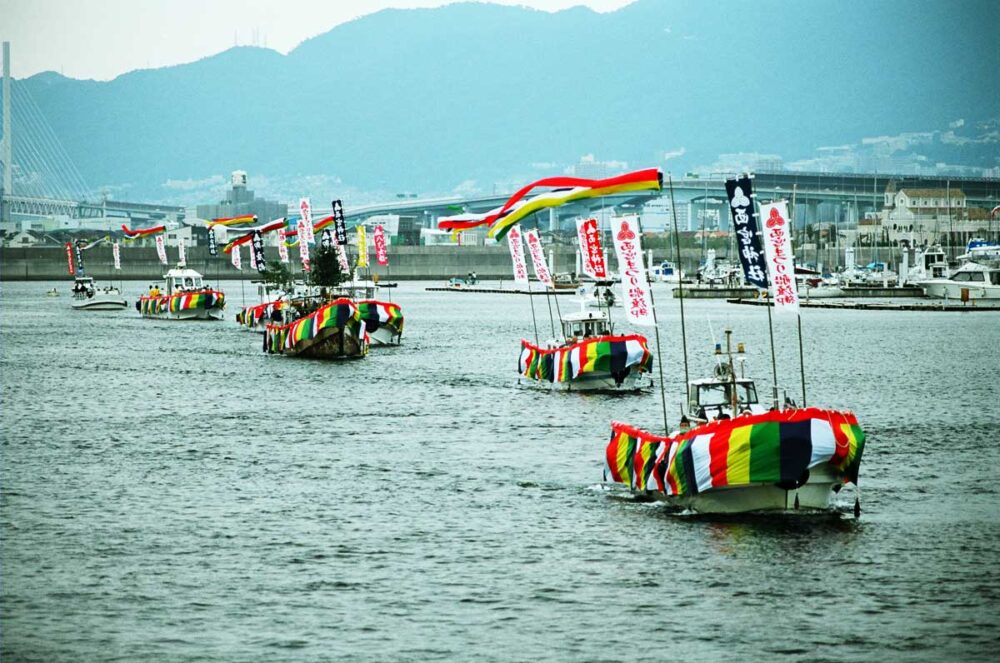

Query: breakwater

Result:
[1,245,705,281]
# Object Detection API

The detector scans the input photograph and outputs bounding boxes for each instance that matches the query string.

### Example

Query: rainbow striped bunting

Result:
[604,408,866,495]
[438,169,662,240]
[208,214,257,229]
[263,298,363,353]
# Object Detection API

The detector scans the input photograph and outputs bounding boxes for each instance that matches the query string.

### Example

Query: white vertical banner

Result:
[507,225,529,285]
[112,242,121,270]
[575,217,608,279]
[277,229,289,263]
[298,198,314,244]
[610,216,656,326]
[231,244,242,270]
[298,224,311,272]
[177,238,186,267]
[335,243,349,273]
[155,234,168,265]
[249,240,259,270]
[759,201,800,315]
[523,229,553,288]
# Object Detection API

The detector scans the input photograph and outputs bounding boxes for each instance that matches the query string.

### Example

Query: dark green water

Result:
[2,280,999,661]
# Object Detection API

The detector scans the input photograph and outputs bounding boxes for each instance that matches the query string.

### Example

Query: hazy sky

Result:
[0,0,634,80]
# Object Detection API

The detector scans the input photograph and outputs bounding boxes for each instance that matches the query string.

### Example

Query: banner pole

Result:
[797,313,807,407]
[766,293,779,408]
[527,278,540,345]
[667,173,690,388]
[640,217,670,435]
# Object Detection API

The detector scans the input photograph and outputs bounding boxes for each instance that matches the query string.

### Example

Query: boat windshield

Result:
[563,319,610,339]
[697,382,758,407]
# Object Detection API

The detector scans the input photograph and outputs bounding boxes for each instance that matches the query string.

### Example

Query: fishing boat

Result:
[357,300,404,345]
[71,276,127,311]
[264,298,368,359]
[650,260,683,283]
[518,303,652,391]
[138,267,225,320]
[46,288,59,297]
[603,329,865,514]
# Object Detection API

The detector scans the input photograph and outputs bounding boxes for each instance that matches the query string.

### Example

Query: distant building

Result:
[362,213,421,245]
[859,183,992,246]
[196,171,286,226]
[6,230,43,247]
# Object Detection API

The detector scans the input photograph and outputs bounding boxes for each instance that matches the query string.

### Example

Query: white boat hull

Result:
[72,297,128,311]
[522,371,651,392]
[369,326,402,345]
[801,286,845,299]
[918,280,1000,301]
[144,308,225,321]
[653,465,843,514]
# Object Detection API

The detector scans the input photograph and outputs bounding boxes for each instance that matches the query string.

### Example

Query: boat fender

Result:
[794,493,800,510]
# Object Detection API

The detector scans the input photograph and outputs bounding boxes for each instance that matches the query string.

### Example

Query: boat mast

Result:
[667,174,690,389]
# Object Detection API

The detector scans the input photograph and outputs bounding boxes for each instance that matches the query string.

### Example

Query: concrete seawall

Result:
[0,245,576,281]
[0,245,711,281]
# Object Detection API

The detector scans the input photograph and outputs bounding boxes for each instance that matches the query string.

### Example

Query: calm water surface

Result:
[2,280,999,661]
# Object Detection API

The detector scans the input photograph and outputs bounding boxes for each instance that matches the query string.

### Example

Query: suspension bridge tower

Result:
[1,41,12,222]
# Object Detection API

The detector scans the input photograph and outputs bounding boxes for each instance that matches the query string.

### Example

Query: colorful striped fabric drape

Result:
[604,408,866,496]
[236,299,286,327]
[222,219,287,254]
[264,298,362,353]
[121,224,166,240]
[518,335,651,384]
[207,214,257,229]
[139,291,225,315]
[356,300,404,335]
[438,169,662,241]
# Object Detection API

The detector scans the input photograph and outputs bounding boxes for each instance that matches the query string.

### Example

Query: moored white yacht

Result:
[916,261,1000,301]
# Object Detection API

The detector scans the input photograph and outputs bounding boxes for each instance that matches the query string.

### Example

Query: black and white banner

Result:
[251,230,267,273]
[332,199,347,245]
[725,176,768,289]
[207,228,218,256]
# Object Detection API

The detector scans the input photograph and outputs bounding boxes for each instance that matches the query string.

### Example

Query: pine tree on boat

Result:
[263,298,368,360]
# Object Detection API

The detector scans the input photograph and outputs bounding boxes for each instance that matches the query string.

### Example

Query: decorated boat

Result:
[356,300,404,345]
[604,407,865,514]
[518,306,652,391]
[604,328,866,514]
[71,276,127,311]
[138,267,225,320]
[264,298,368,360]
[235,298,287,331]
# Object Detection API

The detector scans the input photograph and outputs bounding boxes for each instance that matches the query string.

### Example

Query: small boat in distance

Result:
[71,276,128,311]
[518,302,652,392]
[916,261,1000,301]
[138,267,225,320]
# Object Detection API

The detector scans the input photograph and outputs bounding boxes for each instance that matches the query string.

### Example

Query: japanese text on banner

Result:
[178,238,186,266]
[277,229,289,263]
[523,229,553,288]
[374,225,389,266]
[112,241,121,270]
[298,198,314,244]
[575,218,607,279]
[231,243,242,270]
[725,176,768,289]
[155,235,167,265]
[758,202,799,314]
[610,216,656,326]
[507,225,529,285]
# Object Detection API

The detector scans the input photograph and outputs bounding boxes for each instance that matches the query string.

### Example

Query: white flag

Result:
[298,198,314,244]
[523,229,553,289]
[177,238,186,267]
[610,216,655,326]
[298,223,311,272]
[231,244,242,270]
[112,242,121,270]
[277,229,289,263]
[335,243,349,272]
[249,239,258,270]
[155,234,167,265]
[507,226,529,285]
[759,201,800,315]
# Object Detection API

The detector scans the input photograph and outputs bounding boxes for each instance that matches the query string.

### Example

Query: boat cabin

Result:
[72,276,96,297]
[687,376,760,421]
[163,267,206,294]
[561,308,612,342]
[916,245,949,279]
